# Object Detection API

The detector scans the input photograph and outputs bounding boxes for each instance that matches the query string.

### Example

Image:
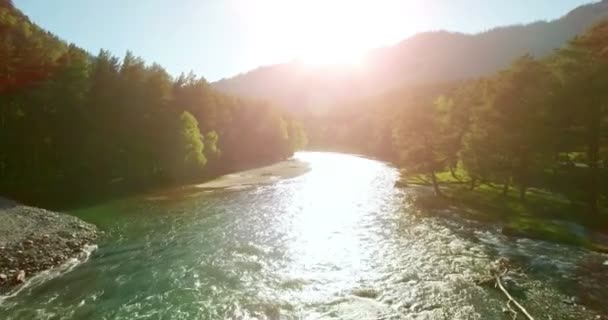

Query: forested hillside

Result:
[213,0,608,114]
[0,0,306,207]
[308,21,608,228]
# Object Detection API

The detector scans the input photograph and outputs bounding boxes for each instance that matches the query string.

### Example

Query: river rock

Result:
[562,296,579,305]
[0,273,6,282]
[38,234,50,243]
[15,270,25,283]
[352,288,380,299]
[0,197,98,294]
[57,231,76,239]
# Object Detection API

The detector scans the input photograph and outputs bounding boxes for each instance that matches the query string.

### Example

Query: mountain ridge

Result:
[213,1,608,114]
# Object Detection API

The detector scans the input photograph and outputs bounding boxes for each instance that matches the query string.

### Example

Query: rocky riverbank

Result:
[0,198,97,294]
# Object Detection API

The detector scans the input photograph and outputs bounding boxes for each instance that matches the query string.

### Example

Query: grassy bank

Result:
[398,171,608,253]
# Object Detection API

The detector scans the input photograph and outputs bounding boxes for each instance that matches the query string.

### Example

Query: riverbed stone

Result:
[0,197,98,294]
[15,270,25,283]
[352,288,380,299]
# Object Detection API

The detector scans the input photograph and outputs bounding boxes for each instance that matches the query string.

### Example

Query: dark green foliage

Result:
[0,5,306,208]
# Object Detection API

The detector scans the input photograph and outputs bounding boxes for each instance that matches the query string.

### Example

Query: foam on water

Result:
[0,244,98,305]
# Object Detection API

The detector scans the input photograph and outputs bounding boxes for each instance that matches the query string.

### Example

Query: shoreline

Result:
[195,158,311,189]
[0,198,98,295]
[400,183,608,254]
[0,158,308,294]
[144,158,311,201]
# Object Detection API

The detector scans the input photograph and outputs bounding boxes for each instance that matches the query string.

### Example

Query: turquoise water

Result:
[1,152,606,319]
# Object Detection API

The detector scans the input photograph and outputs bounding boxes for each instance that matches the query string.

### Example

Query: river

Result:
[1,152,606,319]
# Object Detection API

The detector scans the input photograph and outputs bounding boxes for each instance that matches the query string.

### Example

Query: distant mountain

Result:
[213,0,608,114]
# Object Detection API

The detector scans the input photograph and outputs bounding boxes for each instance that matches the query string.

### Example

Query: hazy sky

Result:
[14,0,596,81]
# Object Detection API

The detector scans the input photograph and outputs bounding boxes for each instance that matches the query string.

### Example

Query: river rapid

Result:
[1,152,606,319]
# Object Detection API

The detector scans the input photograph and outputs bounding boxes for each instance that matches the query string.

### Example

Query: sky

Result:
[14,0,597,81]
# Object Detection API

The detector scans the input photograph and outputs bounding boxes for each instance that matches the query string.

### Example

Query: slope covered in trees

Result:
[307,20,608,229]
[0,0,307,207]
[213,0,608,115]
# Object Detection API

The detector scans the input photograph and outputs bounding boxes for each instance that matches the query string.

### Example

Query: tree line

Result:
[0,1,306,207]
[308,21,608,224]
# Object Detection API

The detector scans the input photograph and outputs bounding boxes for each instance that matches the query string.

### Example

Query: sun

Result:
[292,0,370,66]
[298,44,365,67]
[230,0,419,67]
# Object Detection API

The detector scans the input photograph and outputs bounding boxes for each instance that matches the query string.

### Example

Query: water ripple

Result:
[1,152,606,319]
